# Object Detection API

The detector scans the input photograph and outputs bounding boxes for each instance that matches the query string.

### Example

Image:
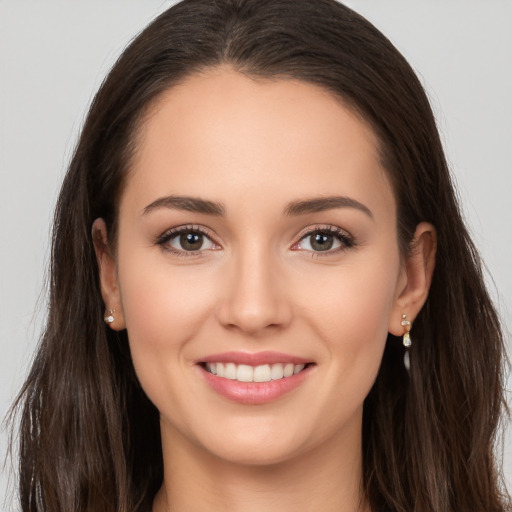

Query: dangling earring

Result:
[401,314,412,371]
[401,314,412,347]
[104,309,115,324]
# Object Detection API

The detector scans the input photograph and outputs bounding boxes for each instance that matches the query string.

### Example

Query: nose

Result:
[215,247,293,336]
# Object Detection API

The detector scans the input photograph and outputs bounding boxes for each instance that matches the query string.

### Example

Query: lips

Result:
[197,352,314,404]
[200,351,310,366]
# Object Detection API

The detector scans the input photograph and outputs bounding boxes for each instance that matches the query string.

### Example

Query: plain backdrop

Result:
[1,1,511,509]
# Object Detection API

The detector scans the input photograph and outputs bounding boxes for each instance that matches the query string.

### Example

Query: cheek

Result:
[119,247,216,331]
[332,268,396,343]
[298,248,401,398]
[115,251,218,394]
[300,251,400,340]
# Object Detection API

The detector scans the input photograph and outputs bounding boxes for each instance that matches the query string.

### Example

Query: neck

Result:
[153,420,369,512]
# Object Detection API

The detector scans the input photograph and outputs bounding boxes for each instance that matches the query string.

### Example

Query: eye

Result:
[293,227,354,253]
[156,226,219,255]
[169,231,214,251]
[299,232,341,252]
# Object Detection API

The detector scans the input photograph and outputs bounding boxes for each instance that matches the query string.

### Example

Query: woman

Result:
[10,0,510,511]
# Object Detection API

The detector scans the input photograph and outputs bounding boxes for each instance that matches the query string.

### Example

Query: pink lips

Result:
[197,351,314,405]
[199,351,310,366]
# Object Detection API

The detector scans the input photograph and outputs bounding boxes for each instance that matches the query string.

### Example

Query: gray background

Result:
[1,1,511,509]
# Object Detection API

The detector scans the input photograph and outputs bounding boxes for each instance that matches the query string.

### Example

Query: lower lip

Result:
[199,365,313,405]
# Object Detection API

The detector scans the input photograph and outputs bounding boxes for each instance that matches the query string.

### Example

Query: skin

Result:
[94,68,436,512]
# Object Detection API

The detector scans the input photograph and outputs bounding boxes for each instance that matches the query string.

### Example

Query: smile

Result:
[198,352,314,405]
[204,362,306,382]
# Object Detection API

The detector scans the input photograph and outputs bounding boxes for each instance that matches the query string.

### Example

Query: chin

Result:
[202,437,306,467]
[167,412,315,467]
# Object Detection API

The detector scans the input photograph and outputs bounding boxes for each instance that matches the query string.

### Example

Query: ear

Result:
[92,218,126,331]
[388,222,437,335]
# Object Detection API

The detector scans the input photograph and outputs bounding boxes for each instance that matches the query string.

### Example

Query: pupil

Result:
[180,232,203,251]
[311,233,333,251]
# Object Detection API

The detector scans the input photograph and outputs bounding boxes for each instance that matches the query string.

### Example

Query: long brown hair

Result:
[10,1,510,511]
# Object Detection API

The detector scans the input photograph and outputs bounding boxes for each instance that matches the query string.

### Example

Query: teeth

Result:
[253,364,271,382]
[293,364,305,374]
[283,363,294,377]
[206,362,307,382]
[225,362,237,380]
[270,363,284,380]
[237,364,254,382]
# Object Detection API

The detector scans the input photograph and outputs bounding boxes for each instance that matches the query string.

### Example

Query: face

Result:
[98,68,412,466]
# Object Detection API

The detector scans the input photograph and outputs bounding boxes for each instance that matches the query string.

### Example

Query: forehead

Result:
[123,67,394,219]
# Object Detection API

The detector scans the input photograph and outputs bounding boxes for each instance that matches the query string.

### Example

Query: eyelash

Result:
[155,224,356,258]
[292,225,355,257]
[155,225,217,258]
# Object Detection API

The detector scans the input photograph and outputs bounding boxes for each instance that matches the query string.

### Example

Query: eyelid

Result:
[291,224,355,254]
[155,224,221,256]
[154,223,355,258]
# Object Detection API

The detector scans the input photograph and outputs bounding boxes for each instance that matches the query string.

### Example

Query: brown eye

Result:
[165,230,216,252]
[294,228,352,254]
[309,233,334,251]
[180,232,204,251]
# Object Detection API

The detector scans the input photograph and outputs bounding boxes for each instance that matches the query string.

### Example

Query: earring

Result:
[104,309,115,324]
[401,314,412,371]
[401,314,412,347]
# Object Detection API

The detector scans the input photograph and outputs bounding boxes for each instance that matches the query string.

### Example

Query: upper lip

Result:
[198,351,311,366]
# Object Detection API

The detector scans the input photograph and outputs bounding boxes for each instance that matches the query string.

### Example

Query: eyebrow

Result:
[143,195,225,216]
[284,196,373,219]
[142,194,373,219]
